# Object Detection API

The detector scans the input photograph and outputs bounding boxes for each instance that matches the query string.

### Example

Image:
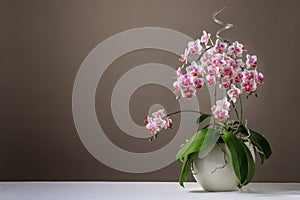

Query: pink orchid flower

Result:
[186,61,200,76]
[153,117,166,128]
[200,30,211,46]
[201,54,213,67]
[178,74,192,87]
[173,81,181,93]
[234,72,244,83]
[213,109,229,121]
[213,39,227,53]
[144,115,151,125]
[188,39,202,54]
[181,87,196,99]
[216,97,231,110]
[179,48,189,63]
[206,74,216,85]
[212,97,230,121]
[146,122,160,135]
[238,43,246,53]
[227,84,241,103]
[207,65,220,76]
[246,54,258,69]
[241,80,257,92]
[220,78,230,89]
[227,41,243,57]
[212,54,225,67]
[257,72,264,84]
[165,118,173,129]
[193,77,204,89]
[243,70,257,81]
[145,109,173,135]
[152,109,166,118]
[175,66,183,77]
[221,66,234,78]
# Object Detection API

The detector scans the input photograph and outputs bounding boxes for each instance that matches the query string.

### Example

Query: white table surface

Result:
[0,182,299,200]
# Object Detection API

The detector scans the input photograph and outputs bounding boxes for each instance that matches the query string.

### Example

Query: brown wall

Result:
[0,0,300,181]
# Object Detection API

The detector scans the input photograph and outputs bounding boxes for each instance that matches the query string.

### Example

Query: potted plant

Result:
[144,11,272,191]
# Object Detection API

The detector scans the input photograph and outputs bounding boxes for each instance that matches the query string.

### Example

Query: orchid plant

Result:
[144,30,272,188]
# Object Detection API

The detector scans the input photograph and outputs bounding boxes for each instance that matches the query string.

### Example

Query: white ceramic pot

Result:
[192,142,255,192]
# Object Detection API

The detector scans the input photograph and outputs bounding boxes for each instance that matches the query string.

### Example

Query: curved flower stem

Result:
[213,83,217,128]
[167,110,209,117]
[239,97,243,123]
[231,101,240,120]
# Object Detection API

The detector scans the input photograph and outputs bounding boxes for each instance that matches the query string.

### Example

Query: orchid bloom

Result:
[228,57,238,70]
[186,61,200,76]
[145,109,173,135]
[145,120,160,135]
[227,41,243,57]
[207,65,220,76]
[246,54,257,69]
[193,77,204,89]
[220,78,230,89]
[188,39,202,54]
[165,118,173,129]
[213,39,227,53]
[173,81,181,93]
[200,30,211,46]
[216,97,231,110]
[212,54,225,67]
[241,80,257,92]
[213,109,229,121]
[243,70,257,81]
[178,74,192,87]
[152,109,166,118]
[179,48,189,63]
[238,42,246,53]
[221,66,234,78]
[144,115,151,125]
[175,66,183,77]
[206,74,216,85]
[234,72,244,83]
[153,117,166,128]
[181,86,196,99]
[212,97,230,121]
[201,53,213,67]
[257,72,264,84]
[227,84,241,103]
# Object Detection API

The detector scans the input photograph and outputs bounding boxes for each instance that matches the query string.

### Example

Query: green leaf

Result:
[221,132,246,183]
[249,129,272,164]
[240,142,256,186]
[196,114,210,124]
[238,124,272,164]
[176,128,220,161]
[179,156,188,187]
[236,123,249,136]
[179,153,196,187]
[221,132,255,187]
[177,128,220,187]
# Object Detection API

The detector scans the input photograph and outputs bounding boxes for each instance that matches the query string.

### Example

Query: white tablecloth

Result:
[0,182,299,200]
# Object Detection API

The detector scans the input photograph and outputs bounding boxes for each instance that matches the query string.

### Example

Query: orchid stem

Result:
[167,110,208,117]
[213,82,217,128]
[239,97,243,123]
[231,101,240,120]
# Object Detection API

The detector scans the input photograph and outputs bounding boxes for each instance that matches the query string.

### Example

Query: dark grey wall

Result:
[0,0,299,181]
